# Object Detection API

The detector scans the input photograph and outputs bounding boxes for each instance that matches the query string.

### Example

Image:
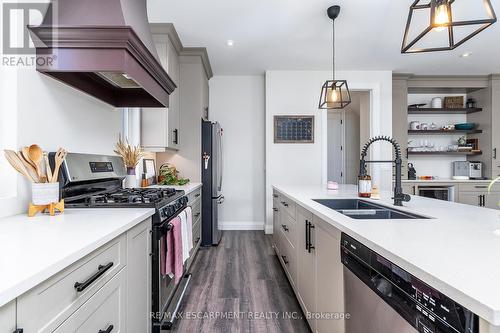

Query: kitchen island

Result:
[273,184,500,332]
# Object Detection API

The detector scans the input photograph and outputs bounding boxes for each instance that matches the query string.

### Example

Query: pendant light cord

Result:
[332,18,335,80]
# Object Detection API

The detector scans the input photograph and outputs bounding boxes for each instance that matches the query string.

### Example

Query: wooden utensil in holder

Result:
[4,146,67,217]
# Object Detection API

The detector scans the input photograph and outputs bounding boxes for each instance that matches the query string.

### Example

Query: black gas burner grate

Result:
[84,187,180,206]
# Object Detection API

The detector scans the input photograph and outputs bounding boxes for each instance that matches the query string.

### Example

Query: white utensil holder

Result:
[31,182,60,205]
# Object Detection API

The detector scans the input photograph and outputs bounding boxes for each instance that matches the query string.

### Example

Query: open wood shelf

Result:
[407,151,482,156]
[407,107,482,114]
[408,129,482,135]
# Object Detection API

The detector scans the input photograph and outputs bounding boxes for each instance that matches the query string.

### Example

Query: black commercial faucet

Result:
[359,136,411,206]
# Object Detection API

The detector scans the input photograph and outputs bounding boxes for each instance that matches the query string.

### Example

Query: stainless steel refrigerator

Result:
[201,120,224,246]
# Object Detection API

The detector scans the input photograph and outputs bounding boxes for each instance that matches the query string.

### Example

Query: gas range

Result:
[58,153,188,223]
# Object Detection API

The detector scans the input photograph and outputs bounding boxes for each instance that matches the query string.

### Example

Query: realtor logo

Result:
[2,2,52,54]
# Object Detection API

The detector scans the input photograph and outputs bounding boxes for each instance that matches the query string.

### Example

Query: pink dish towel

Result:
[164,216,184,284]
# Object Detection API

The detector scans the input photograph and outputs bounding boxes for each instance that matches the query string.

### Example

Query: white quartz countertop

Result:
[273,184,500,325]
[0,208,155,307]
[149,182,202,195]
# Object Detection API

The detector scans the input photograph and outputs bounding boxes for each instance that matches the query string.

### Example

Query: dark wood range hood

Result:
[27,0,175,107]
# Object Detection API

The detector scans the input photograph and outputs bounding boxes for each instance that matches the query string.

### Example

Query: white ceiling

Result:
[147,0,500,76]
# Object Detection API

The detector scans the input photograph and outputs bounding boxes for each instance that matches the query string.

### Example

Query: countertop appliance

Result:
[201,120,224,246]
[453,161,483,180]
[417,185,455,202]
[341,233,478,333]
[57,153,191,331]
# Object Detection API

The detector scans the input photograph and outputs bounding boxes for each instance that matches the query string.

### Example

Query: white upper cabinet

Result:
[141,33,180,151]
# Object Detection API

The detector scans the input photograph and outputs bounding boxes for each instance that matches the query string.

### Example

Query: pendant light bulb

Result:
[327,87,340,103]
[433,1,450,31]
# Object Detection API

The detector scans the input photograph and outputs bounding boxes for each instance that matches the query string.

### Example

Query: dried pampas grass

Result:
[114,135,144,168]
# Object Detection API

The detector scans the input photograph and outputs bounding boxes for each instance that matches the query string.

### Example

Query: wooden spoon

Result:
[4,150,35,182]
[44,152,53,183]
[28,144,44,179]
[51,148,67,183]
[21,147,37,170]
[16,151,40,182]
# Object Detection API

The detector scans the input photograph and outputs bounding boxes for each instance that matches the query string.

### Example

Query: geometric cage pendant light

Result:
[319,5,351,109]
[401,0,497,54]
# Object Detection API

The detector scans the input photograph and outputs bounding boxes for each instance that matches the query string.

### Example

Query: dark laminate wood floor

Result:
[170,231,311,333]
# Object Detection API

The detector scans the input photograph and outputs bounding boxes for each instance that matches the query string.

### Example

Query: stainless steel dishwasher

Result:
[341,233,478,333]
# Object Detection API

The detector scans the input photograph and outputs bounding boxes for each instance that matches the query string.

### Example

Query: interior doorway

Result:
[327,91,370,184]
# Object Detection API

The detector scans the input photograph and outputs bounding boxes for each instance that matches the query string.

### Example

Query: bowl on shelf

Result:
[454,123,476,130]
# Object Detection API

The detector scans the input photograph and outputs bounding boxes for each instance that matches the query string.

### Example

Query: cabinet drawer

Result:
[192,219,202,246]
[191,199,201,221]
[279,228,297,286]
[17,234,126,332]
[187,188,202,204]
[280,196,296,220]
[280,211,297,249]
[459,183,499,193]
[54,268,126,333]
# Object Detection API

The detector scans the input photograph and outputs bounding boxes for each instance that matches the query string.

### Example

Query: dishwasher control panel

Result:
[341,233,478,333]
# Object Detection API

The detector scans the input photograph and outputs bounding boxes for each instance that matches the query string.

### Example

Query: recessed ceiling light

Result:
[494,229,500,236]
[460,52,472,58]
[226,40,234,47]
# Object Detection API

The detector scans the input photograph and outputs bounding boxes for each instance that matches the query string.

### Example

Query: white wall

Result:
[209,76,266,230]
[0,68,121,217]
[265,70,392,232]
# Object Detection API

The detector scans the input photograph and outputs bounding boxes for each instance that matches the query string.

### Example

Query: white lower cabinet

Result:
[54,268,126,333]
[0,300,16,333]
[126,219,152,333]
[12,218,152,333]
[297,207,316,330]
[314,217,344,333]
[273,192,345,333]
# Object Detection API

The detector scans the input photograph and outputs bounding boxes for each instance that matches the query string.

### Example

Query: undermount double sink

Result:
[313,199,429,220]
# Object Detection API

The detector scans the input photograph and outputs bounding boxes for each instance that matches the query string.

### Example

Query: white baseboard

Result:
[219,221,265,230]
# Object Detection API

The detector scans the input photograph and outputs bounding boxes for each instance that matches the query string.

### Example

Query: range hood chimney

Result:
[28,0,175,107]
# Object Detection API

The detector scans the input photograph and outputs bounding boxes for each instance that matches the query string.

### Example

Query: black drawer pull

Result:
[281,224,289,232]
[74,262,114,292]
[98,325,114,333]
[194,193,201,198]
[281,201,289,207]
[194,213,201,218]
[281,255,289,265]
[273,194,278,198]
[475,185,488,189]
[273,208,278,212]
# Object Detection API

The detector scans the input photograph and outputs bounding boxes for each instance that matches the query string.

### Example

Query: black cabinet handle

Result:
[273,208,278,212]
[194,213,201,218]
[494,148,497,159]
[273,194,278,198]
[281,201,288,207]
[281,255,289,265]
[281,224,289,232]
[308,223,315,253]
[173,129,179,145]
[305,220,310,251]
[475,185,488,189]
[98,325,114,333]
[194,193,201,198]
[74,262,113,292]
